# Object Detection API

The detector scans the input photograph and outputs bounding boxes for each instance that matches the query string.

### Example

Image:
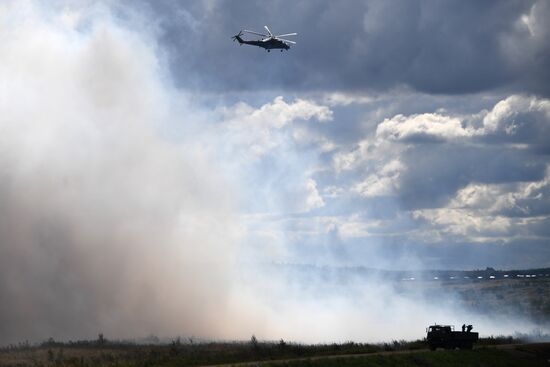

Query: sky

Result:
[142,0,550,269]
[1,0,549,344]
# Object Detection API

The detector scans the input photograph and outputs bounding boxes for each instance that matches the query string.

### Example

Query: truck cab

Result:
[426,324,478,350]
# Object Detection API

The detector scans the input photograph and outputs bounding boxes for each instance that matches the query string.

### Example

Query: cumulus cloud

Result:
[450,174,550,218]
[376,113,476,142]
[353,159,405,198]
[319,94,550,265]
[221,96,333,157]
[370,94,550,146]
[480,95,550,152]
[409,166,550,244]
[333,140,373,173]
[412,209,513,242]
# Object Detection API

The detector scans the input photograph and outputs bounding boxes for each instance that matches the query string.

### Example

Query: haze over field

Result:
[1,0,549,345]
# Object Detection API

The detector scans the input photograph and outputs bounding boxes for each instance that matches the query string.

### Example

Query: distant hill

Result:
[260,263,550,283]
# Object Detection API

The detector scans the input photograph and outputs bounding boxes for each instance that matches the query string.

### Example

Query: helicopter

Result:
[232,26,297,52]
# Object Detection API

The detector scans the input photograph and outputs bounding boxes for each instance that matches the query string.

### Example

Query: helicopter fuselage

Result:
[234,35,290,51]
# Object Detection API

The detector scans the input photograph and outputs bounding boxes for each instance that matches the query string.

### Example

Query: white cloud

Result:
[451,183,508,210]
[413,208,512,241]
[333,140,374,172]
[353,159,405,198]
[450,170,550,217]
[481,94,550,134]
[211,97,332,217]
[222,96,333,157]
[304,178,325,211]
[363,94,550,146]
[411,167,550,242]
[376,113,476,141]
[226,96,332,129]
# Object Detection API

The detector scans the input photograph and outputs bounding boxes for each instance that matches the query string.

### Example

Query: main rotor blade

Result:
[243,29,268,37]
[275,33,297,37]
[278,38,296,44]
[264,25,273,36]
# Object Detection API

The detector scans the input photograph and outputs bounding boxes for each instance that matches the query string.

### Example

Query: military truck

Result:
[426,324,479,350]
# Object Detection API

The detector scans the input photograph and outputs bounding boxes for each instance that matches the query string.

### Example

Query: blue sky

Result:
[0,0,549,343]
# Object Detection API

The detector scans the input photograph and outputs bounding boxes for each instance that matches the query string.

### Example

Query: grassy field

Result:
[261,345,550,367]
[0,339,546,367]
[0,340,383,367]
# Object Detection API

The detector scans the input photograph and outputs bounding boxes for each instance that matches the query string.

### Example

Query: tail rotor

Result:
[231,30,244,44]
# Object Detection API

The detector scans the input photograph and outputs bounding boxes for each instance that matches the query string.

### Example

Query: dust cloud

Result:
[0,3,238,344]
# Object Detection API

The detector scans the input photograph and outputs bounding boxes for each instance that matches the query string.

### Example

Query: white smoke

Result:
[0,1,239,343]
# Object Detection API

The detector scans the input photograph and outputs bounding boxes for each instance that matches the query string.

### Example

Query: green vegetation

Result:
[0,339,380,367]
[263,346,550,367]
[0,337,543,367]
